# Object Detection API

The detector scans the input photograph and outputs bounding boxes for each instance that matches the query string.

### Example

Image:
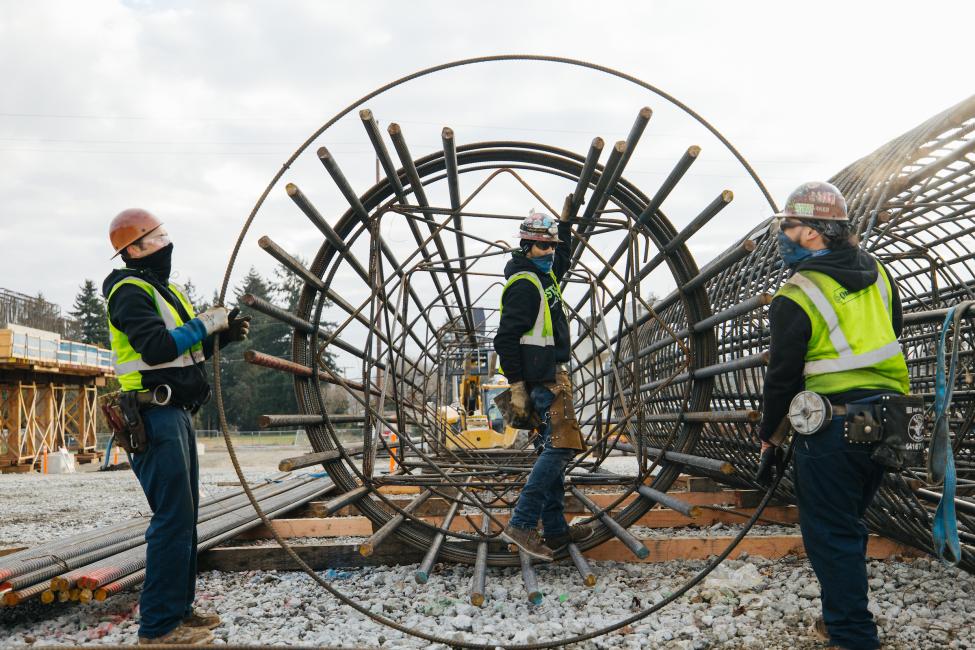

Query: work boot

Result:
[811,617,830,641]
[183,609,221,629]
[501,525,554,561]
[138,623,212,645]
[544,522,597,551]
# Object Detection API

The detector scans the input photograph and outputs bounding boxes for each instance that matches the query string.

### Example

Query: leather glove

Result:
[509,381,531,421]
[755,442,785,488]
[222,307,251,343]
[197,306,230,335]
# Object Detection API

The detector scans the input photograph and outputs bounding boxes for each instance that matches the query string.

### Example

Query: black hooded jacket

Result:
[758,246,903,441]
[102,262,217,407]
[494,221,572,384]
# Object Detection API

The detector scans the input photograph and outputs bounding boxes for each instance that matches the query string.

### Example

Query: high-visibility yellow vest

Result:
[775,260,909,395]
[497,270,562,376]
[107,277,205,392]
[500,270,560,346]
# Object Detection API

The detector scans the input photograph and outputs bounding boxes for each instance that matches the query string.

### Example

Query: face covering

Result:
[531,253,554,273]
[124,243,174,282]
[776,232,829,269]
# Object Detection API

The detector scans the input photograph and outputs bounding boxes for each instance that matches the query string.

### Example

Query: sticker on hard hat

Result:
[793,202,815,216]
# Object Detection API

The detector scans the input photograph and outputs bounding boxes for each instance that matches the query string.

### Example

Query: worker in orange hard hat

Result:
[102,208,250,645]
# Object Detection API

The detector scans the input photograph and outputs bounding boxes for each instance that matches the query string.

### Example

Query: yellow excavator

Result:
[439,349,519,450]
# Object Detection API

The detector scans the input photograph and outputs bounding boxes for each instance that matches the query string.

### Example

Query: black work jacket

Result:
[494,221,572,384]
[102,267,216,407]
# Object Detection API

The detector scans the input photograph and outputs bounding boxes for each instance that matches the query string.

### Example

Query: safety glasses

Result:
[138,231,171,249]
[533,241,556,251]
[770,217,803,235]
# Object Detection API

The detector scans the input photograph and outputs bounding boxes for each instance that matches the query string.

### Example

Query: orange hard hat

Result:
[109,208,163,257]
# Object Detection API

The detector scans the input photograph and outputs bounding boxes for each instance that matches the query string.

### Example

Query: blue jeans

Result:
[130,406,200,639]
[509,385,574,537]
[795,415,885,650]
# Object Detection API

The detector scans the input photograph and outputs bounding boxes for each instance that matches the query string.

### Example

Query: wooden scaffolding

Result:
[0,364,110,471]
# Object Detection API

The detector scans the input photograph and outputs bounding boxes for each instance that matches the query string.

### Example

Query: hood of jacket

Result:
[504,251,546,280]
[794,245,879,292]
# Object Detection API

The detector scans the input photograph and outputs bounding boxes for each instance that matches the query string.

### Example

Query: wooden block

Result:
[1,463,34,474]
[687,477,722,492]
[0,546,27,558]
[581,534,922,563]
[236,517,374,540]
[377,485,421,495]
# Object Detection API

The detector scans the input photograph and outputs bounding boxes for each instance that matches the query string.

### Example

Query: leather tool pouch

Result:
[100,392,149,454]
[493,388,542,430]
[871,394,926,471]
[546,371,585,452]
[844,403,883,444]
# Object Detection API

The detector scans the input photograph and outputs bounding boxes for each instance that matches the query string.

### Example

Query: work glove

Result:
[510,381,531,421]
[196,306,230,335]
[221,307,251,343]
[755,442,785,488]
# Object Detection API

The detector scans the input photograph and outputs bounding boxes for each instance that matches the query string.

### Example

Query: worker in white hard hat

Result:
[494,209,593,562]
[758,182,910,650]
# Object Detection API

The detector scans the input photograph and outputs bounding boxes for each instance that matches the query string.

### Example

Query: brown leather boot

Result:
[183,609,221,629]
[138,623,213,645]
[545,522,597,551]
[501,525,554,561]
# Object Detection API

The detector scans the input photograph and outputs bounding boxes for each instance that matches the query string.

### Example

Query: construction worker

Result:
[102,208,249,645]
[495,209,593,561]
[758,182,908,650]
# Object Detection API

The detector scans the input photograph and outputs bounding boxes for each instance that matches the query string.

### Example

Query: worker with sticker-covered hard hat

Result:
[757,182,910,650]
[494,207,594,562]
[103,208,251,645]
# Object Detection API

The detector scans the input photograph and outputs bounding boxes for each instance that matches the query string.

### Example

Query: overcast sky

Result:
[2,0,973,321]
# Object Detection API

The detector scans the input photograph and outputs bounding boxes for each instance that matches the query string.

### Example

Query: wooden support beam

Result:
[582,535,923,563]
[239,505,802,540]
[308,488,772,519]
[201,534,921,572]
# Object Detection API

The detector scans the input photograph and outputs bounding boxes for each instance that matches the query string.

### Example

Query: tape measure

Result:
[788,391,832,435]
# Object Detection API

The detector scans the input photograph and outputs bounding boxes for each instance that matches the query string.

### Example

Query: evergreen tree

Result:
[69,280,110,346]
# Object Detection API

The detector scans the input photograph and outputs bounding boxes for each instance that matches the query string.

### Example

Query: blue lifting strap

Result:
[931,306,961,565]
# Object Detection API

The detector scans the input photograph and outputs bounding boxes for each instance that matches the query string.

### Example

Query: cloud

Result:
[1,0,971,368]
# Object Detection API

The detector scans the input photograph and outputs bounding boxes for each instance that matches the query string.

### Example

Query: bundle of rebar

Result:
[0,476,334,607]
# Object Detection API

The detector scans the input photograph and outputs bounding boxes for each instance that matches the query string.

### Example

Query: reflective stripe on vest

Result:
[499,270,560,347]
[107,278,204,390]
[775,260,909,395]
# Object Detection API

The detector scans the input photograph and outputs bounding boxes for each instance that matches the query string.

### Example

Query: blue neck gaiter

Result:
[776,232,830,269]
[531,254,554,273]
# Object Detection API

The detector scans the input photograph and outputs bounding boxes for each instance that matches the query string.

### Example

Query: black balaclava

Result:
[519,238,533,255]
[123,243,174,284]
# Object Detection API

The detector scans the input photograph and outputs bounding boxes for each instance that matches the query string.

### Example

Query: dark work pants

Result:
[130,406,200,639]
[795,416,885,650]
[509,385,573,537]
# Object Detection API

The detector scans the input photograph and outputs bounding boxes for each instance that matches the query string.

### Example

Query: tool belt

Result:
[840,394,927,471]
[99,385,173,454]
[492,367,586,452]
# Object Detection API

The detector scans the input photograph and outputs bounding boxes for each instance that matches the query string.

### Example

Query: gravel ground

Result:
[2,450,974,648]
[1,556,972,648]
